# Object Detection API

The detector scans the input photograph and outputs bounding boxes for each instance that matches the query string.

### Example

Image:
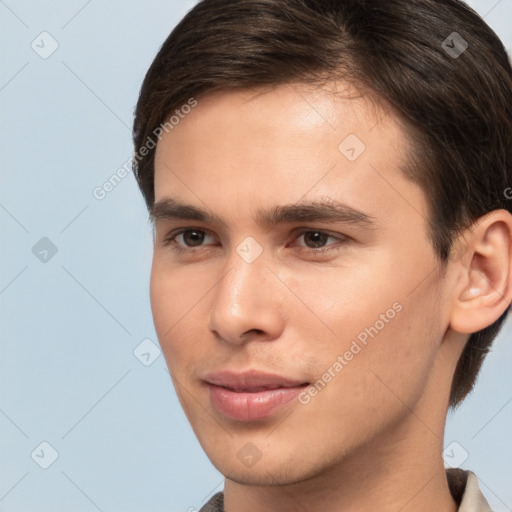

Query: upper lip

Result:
[203,370,309,391]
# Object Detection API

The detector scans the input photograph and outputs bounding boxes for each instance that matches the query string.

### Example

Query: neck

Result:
[224,427,458,512]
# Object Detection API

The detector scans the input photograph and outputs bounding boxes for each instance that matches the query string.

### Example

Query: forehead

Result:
[155,82,399,162]
[152,82,423,228]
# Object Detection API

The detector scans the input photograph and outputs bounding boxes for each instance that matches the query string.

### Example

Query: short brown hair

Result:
[132,0,512,408]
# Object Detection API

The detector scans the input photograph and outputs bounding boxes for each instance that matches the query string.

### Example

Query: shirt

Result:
[199,469,493,512]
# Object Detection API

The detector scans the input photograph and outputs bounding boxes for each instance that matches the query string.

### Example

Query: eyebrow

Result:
[150,197,377,230]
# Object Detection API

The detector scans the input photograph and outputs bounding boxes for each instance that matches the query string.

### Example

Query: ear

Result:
[449,209,512,334]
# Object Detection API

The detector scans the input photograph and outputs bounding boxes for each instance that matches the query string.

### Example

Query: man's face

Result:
[151,83,453,484]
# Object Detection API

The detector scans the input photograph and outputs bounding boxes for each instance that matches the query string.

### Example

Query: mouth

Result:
[203,369,310,421]
[203,369,309,389]
[216,384,309,392]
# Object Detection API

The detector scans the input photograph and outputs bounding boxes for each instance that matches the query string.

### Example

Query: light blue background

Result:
[1,1,511,511]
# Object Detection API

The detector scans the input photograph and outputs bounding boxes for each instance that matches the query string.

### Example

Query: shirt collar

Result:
[446,469,493,512]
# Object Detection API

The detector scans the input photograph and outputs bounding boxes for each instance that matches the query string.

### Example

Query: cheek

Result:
[149,263,175,341]
[149,261,203,372]
[283,262,394,341]
[150,256,211,330]
[287,262,440,401]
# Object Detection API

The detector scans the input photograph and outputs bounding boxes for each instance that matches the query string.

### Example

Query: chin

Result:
[203,441,329,487]
[218,462,312,487]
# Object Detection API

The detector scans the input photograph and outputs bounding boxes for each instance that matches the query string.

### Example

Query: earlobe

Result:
[449,210,512,334]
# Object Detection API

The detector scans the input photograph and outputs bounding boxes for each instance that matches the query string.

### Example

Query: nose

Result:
[207,243,285,346]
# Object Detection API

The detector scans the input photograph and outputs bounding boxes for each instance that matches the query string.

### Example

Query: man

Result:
[131,0,512,510]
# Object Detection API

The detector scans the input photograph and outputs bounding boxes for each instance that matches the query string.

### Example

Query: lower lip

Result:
[207,384,307,422]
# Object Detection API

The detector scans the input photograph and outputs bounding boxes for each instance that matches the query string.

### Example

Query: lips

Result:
[203,369,309,390]
[203,370,309,421]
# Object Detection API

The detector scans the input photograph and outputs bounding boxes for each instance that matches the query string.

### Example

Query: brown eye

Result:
[301,231,331,248]
[290,229,349,256]
[163,228,216,249]
[180,229,207,247]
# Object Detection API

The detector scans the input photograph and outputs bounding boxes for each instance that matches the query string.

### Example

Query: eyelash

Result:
[162,228,349,256]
